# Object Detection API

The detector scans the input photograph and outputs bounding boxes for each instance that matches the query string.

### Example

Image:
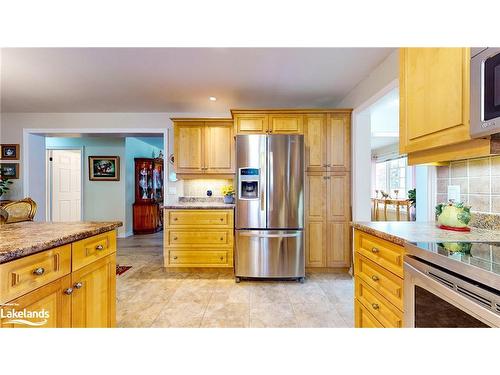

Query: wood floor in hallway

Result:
[116,232,354,328]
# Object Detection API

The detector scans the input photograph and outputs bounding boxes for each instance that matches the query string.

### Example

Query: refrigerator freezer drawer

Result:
[235,230,304,278]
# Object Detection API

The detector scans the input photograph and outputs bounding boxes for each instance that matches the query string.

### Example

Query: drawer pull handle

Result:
[371,275,380,282]
[33,267,45,276]
[64,288,73,295]
[220,218,224,221]
[173,256,178,260]
[173,217,178,221]
[371,303,380,310]
[173,237,178,240]
[96,244,104,251]
[371,247,380,254]
[220,256,224,261]
[74,282,83,289]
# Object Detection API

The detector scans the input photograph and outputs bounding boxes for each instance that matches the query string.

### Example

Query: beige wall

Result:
[436,156,500,214]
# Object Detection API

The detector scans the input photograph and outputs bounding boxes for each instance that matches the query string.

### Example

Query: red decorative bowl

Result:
[437,225,471,232]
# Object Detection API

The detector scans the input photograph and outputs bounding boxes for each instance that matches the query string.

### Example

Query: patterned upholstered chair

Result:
[2,198,37,224]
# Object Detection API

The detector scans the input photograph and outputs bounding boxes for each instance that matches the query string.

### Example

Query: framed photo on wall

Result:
[89,156,120,181]
[0,144,20,160]
[0,163,20,179]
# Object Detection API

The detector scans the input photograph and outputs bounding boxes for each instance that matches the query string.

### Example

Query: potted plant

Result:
[0,176,13,200]
[221,185,235,204]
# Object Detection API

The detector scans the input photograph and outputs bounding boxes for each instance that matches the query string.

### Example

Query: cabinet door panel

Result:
[327,173,350,222]
[0,275,71,328]
[328,113,350,171]
[305,114,327,171]
[71,254,116,328]
[234,114,268,134]
[305,173,327,267]
[306,221,326,267]
[174,123,204,173]
[269,115,303,134]
[327,222,350,268]
[205,124,234,173]
[400,48,470,153]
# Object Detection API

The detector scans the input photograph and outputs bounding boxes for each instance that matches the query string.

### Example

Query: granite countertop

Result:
[162,197,235,209]
[0,221,122,264]
[351,221,500,246]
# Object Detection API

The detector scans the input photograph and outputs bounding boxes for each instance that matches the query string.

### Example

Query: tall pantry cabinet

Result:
[305,111,352,268]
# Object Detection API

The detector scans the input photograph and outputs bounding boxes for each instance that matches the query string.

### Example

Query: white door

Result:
[50,149,82,222]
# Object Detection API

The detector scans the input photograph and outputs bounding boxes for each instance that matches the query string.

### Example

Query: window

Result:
[374,156,413,198]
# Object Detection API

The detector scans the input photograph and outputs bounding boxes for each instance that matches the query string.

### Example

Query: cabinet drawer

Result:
[354,253,404,311]
[166,229,233,247]
[0,245,71,304]
[354,230,404,278]
[166,210,233,228]
[355,277,403,328]
[355,299,383,328]
[71,230,117,271]
[167,250,231,267]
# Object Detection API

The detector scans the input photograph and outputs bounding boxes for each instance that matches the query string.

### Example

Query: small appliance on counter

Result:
[235,134,304,282]
[404,241,500,328]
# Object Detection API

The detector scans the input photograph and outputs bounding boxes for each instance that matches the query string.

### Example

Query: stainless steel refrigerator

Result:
[235,134,304,282]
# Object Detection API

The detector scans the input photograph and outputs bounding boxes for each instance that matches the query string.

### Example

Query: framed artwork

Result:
[89,156,120,181]
[0,163,20,179]
[0,144,20,160]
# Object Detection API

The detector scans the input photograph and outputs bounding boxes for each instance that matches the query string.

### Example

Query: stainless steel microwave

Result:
[471,47,500,137]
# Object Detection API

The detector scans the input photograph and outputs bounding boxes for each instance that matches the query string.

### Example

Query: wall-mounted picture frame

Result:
[89,156,120,181]
[0,144,20,160]
[0,163,20,179]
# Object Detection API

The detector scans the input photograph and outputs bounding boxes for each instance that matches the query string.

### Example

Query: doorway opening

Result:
[47,148,83,222]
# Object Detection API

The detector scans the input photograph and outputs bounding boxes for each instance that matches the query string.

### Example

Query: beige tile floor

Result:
[116,232,355,328]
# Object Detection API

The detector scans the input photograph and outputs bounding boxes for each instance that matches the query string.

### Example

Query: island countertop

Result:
[0,221,123,264]
[351,221,500,246]
[162,197,235,209]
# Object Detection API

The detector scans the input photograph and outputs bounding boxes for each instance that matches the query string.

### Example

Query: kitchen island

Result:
[0,221,122,328]
[351,221,499,328]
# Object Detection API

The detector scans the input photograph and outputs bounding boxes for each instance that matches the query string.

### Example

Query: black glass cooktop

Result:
[411,242,500,278]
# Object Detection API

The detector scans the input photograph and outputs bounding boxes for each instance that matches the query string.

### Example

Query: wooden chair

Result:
[372,198,411,221]
[2,198,37,224]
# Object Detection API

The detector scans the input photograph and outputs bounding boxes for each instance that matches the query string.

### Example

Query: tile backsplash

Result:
[182,179,233,197]
[436,156,500,214]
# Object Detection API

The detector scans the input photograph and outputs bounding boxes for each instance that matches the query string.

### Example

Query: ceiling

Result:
[0,48,394,113]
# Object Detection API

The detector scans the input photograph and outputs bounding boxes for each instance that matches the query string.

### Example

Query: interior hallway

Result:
[116,232,355,328]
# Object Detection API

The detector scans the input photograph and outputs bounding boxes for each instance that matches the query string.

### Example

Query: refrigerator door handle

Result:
[238,231,302,238]
[269,150,274,212]
[260,150,266,213]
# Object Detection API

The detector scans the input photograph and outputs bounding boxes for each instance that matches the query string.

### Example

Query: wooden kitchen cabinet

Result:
[164,209,234,268]
[305,172,327,267]
[0,230,117,328]
[173,119,235,176]
[400,48,471,154]
[327,173,350,222]
[232,111,304,134]
[327,113,351,171]
[0,275,72,328]
[71,254,116,328]
[268,114,303,134]
[234,113,269,134]
[305,114,328,171]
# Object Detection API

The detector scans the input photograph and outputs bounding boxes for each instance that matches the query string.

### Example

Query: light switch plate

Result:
[447,185,460,203]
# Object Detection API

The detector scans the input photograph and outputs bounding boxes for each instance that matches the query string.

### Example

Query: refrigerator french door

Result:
[235,134,304,281]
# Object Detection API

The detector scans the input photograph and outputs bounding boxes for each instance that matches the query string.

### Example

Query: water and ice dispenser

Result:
[238,168,260,200]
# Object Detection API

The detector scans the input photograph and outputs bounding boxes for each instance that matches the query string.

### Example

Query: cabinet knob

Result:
[173,236,178,240]
[173,256,178,260]
[64,288,73,295]
[33,267,45,276]
[74,282,83,289]
[371,247,380,254]
[220,218,224,221]
[173,217,178,221]
[220,237,224,241]
[371,303,380,310]
[371,275,380,282]
[220,256,224,261]
[95,244,104,251]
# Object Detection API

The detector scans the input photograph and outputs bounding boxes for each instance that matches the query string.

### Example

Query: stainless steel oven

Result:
[471,47,500,137]
[404,242,500,328]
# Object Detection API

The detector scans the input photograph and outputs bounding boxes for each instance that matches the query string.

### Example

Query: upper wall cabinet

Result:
[173,119,235,176]
[305,112,351,172]
[232,111,304,135]
[400,48,471,154]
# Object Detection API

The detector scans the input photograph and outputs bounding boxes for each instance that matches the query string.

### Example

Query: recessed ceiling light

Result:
[209,96,217,102]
